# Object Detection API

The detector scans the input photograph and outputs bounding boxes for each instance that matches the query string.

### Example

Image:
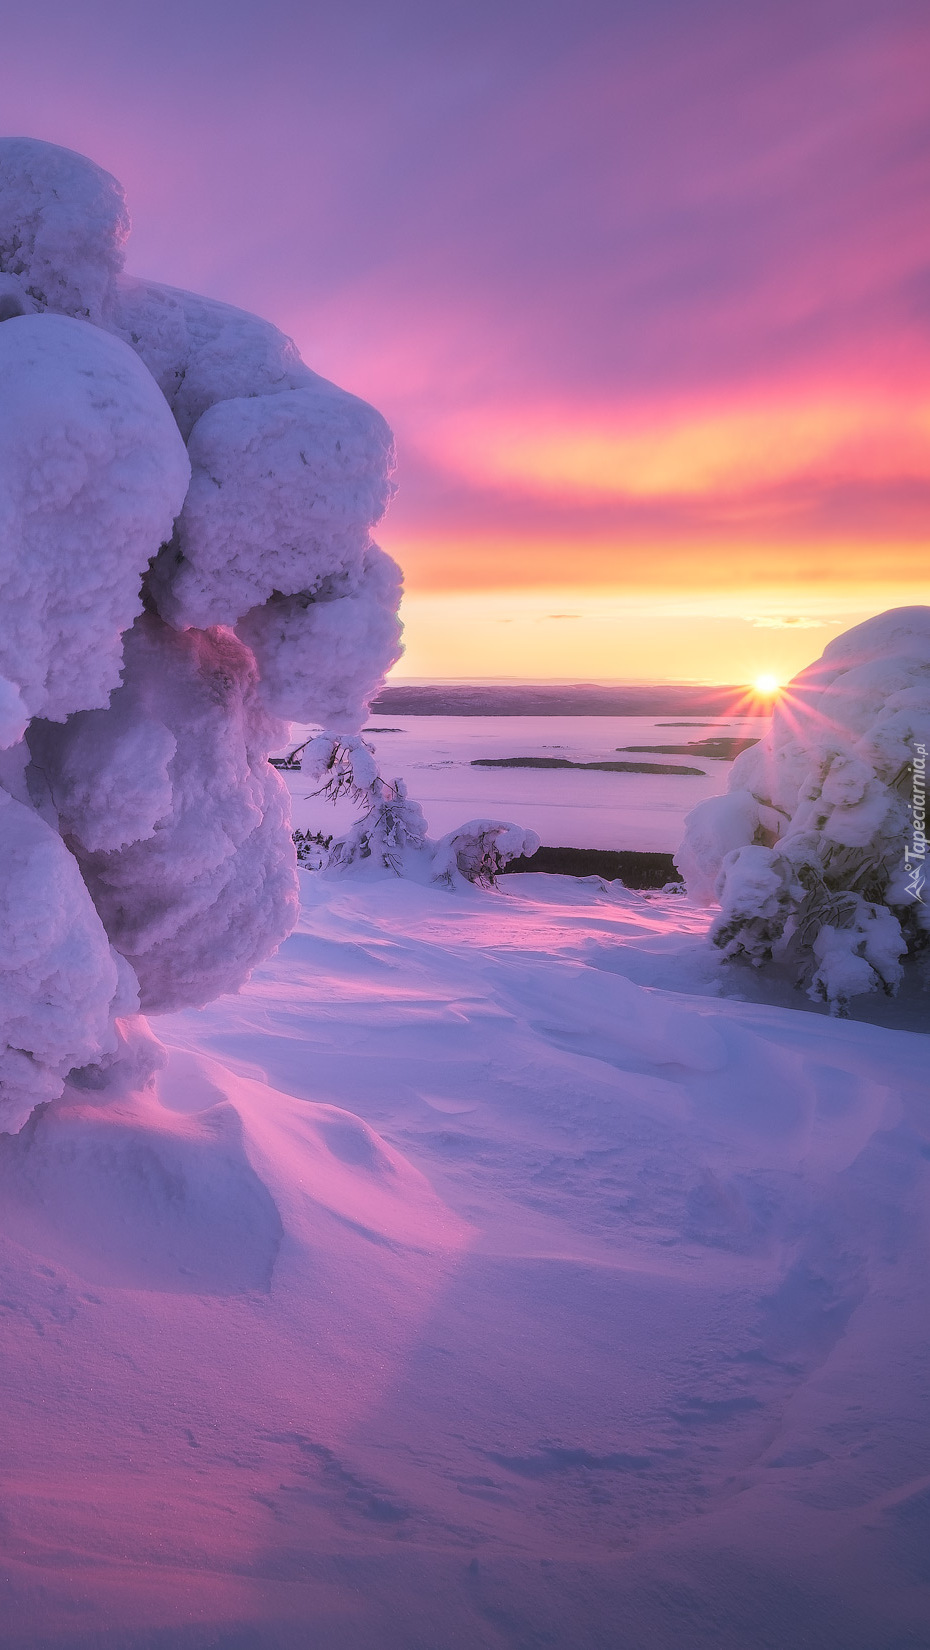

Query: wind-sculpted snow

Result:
[677,607,930,1010]
[0,864,927,1641]
[0,137,401,1121]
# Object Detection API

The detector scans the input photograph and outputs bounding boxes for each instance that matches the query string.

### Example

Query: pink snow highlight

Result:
[2,870,927,1643]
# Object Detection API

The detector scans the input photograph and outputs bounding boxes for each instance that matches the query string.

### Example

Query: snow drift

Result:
[676,608,930,1010]
[0,137,402,1129]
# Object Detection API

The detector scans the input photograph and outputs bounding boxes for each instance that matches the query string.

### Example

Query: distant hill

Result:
[372,682,755,717]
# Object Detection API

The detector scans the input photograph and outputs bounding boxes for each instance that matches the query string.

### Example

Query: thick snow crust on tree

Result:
[28,618,299,1014]
[114,279,316,438]
[431,820,541,888]
[676,607,929,1009]
[236,545,403,728]
[0,313,190,730]
[0,137,401,1123]
[154,384,396,630]
[0,137,129,323]
[0,789,131,1133]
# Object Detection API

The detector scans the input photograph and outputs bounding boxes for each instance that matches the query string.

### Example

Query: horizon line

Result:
[382,675,751,687]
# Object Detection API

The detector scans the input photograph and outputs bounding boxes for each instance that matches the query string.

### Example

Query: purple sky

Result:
[2,0,929,676]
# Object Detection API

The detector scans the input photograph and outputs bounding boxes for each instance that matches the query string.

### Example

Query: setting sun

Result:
[753,673,781,695]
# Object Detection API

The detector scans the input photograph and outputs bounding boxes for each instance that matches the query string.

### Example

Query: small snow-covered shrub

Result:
[0,138,401,1127]
[329,779,430,876]
[293,829,332,869]
[676,608,929,1012]
[299,731,429,874]
[431,821,541,888]
[303,734,536,887]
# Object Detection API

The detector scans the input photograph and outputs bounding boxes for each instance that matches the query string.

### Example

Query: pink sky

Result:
[2,0,929,679]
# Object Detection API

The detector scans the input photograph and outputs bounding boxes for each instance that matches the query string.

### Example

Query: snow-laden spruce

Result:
[0,137,402,1129]
[676,608,930,1011]
[298,733,539,885]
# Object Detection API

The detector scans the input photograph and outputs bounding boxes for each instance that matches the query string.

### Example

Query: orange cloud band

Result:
[415,391,930,503]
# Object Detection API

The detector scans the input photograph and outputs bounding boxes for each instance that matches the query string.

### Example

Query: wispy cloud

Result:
[749,615,831,629]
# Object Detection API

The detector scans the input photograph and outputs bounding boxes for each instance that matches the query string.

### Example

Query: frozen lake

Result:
[279,712,771,852]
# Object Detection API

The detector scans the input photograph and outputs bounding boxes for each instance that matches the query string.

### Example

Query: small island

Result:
[471,756,706,775]
[617,736,760,760]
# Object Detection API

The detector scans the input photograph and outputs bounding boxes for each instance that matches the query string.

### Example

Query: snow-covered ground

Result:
[3,869,928,1647]
[284,713,769,851]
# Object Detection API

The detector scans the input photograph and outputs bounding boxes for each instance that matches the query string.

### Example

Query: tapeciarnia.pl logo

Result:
[904,741,926,901]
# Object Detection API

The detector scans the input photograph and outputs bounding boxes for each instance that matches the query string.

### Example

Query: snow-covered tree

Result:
[328,778,431,876]
[676,608,930,1012]
[430,821,541,889]
[298,733,538,886]
[0,138,402,1128]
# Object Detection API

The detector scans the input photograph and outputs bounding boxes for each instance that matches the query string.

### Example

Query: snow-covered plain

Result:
[285,713,769,851]
[2,868,928,1648]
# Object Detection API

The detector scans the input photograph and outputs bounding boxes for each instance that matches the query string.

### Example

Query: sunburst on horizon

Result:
[753,673,781,697]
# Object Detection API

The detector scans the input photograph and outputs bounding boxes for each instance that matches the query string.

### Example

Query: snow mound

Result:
[0,137,402,1125]
[494,956,727,1074]
[0,1087,284,1293]
[0,1014,458,1295]
[677,608,930,1010]
[156,1048,462,1255]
